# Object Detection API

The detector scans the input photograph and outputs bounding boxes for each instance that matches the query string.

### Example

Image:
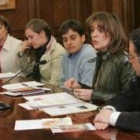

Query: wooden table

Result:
[0,77,140,140]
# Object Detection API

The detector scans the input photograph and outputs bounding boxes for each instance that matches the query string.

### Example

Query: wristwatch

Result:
[18,52,24,57]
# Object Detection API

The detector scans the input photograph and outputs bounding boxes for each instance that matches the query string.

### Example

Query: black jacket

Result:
[108,76,140,132]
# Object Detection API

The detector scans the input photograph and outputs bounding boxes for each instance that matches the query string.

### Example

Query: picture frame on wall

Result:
[0,0,16,10]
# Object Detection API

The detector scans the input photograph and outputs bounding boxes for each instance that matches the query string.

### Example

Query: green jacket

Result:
[80,51,135,104]
[91,51,135,104]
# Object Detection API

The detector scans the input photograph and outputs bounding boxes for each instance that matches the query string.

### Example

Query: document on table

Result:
[15,119,42,130]
[24,92,98,116]
[0,72,16,79]
[42,102,98,116]
[51,123,96,133]
[0,88,46,97]
[1,81,49,96]
[14,117,72,130]
[24,92,84,108]
[2,81,45,90]
[19,102,34,110]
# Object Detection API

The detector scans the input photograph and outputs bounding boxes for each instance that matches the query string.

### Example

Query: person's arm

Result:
[116,112,140,132]
[94,109,140,132]
[17,40,34,76]
[107,80,138,111]
[49,48,65,86]
[17,53,34,76]
[94,79,140,132]
[79,45,96,87]
[91,90,120,104]
[91,60,135,104]
[59,56,66,87]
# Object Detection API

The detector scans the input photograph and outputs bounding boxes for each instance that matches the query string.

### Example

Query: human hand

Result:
[64,77,81,89]
[94,108,113,130]
[94,121,110,130]
[20,40,32,53]
[74,89,92,101]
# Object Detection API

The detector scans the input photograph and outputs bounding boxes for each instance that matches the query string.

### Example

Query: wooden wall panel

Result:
[37,0,92,41]
[0,0,138,40]
[0,0,36,39]
[37,0,53,25]
[92,0,135,34]
[53,0,70,26]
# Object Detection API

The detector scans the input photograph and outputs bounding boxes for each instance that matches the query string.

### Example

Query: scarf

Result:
[32,42,48,81]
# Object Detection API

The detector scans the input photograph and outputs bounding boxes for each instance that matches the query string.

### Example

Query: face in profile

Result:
[25,28,46,49]
[0,23,8,41]
[90,22,111,51]
[62,29,85,54]
[129,41,140,76]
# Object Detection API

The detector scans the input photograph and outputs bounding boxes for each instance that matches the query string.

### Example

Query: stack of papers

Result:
[25,92,83,108]
[25,92,98,116]
[51,123,96,133]
[42,102,97,116]
[2,81,44,90]
[1,81,50,96]
[1,89,45,97]
[0,72,16,79]
[14,117,72,130]
[14,117,96,133]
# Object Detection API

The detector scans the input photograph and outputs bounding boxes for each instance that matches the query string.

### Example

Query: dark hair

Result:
[25,19,52,40]
[0,15,11,34]
[86,12,127,53]
[129,28,140,56]
[59,20,85,37]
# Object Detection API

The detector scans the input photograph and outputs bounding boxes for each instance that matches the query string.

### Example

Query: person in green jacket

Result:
[64,12,135,105]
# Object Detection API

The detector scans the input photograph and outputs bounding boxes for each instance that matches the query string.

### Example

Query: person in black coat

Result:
[94,27,140,132]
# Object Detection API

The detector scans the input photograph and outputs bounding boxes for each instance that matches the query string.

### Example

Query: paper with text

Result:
[51,123,96,133]
[42,102,98,116]
[25,92,84,108]
[14,117,72,130]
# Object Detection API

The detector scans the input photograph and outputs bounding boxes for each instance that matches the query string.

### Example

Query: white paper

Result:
[22,81,44,87]
[19,103,34,110]
[14,117,72,130]
[51,123,96,133]
[2,81,44,90]
[25,92,83,108]
[2,83,26,90]
[42,102,98,116]
[14,120,42,130]
[33,87,51,91]
[1,91,22,96]
[42,117,72,129]
[0,72,16,79]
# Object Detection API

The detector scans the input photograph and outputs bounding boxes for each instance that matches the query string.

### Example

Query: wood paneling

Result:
[0,0,139,40]
[92,0,135,34]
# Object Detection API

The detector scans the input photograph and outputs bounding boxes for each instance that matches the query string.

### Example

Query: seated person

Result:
[64,12,135,104]
[17,19,66,86]
[59,20,96,87]
[94,27,140,132]
[0,15,22,73]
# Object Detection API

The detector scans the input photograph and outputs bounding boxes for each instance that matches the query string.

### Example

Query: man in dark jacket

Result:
[94,28,140,132]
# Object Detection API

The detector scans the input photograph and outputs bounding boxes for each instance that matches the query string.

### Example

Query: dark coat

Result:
[108,76,140,132]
